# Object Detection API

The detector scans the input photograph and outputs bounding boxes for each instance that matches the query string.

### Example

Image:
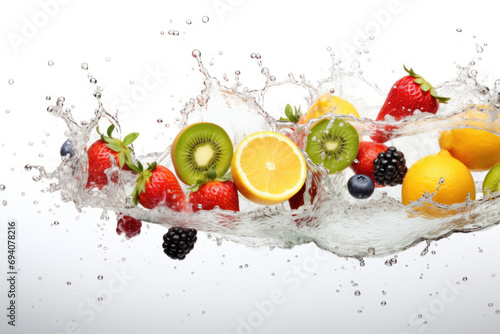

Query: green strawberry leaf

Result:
[123,132,139,146]
[107,124,115,138]
[106,142,122,152]
[282,104,301,123]
[118,151,126,167]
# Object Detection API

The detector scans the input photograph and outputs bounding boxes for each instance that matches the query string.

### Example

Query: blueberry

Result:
[347,174,375,199]
[60,139,75,158]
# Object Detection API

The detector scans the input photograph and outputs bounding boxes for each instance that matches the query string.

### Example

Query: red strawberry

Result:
[116,214,142,239]
[86,125,139,189]
[370,66,449,143]
[129,162,187,212]
[188,168,239,212]
[288,169,320,210]
[350,141,388,187]
[189,180,240,212]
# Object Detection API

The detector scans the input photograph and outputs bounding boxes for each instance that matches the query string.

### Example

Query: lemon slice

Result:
[231,131,307,205]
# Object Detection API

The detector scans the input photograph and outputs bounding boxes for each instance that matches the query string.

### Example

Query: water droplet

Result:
[8,79,14,85]
[192,49,201,58]
[53,221,59,226]
[90,78,97,84]
[38,276,42,280]
[462,276,468,282]
[496,310,500,315]
[25,164,32,171]
[186,19,192,25]
[381,301,386,306]
[357,309,362,313]
[0,185,5,191]
[97,297,103,302]
[160,31,164,35]
[66,281,71,286]
[202,16,209,23]
[456,28,462,32]
[2,200,7,206]
[354,290,361,296]
[97,275,103,280]
[476,46,484,53]
[105,57,111,62]
[81,63,88,70]
[488,303,494,307]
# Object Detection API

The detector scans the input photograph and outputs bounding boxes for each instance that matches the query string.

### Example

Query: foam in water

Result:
[33,48,500,260]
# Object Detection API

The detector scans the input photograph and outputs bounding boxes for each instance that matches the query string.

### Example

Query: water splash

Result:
[34,49,500,260]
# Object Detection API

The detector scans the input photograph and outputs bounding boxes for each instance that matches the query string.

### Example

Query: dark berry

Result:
[116,214,142,238]
[60,139,75,158]
[373,146,407,186]
[162,227,197,260]
[347,174,375,199]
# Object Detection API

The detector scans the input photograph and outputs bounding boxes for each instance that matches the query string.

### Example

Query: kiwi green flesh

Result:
[305,118,359,174]
[482,163,500,196]
[173,123,233,184]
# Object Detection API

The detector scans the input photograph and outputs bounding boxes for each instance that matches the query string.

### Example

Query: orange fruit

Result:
[439,106,500,172]
[401,149,476,206]
[299,94,360,124]
[231,131,307,205]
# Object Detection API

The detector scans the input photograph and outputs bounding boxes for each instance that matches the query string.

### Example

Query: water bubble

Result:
[326,46,332,52]
[8,79,14,85]
[48,60,54,66]
[57,96,65,105]
[38,276,42,280]
[192,49,201,58]
[202,16,209,23]
[97,275,103,280]
[81,63,88,70]
[354,290,361,296]
[5,109,10,114]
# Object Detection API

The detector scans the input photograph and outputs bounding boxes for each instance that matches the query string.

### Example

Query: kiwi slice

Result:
[171,122,233,184]
[305,118,359,174]
[482,163,500,196]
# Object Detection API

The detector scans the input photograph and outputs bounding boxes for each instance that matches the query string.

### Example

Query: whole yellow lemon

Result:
[402,150,476,206]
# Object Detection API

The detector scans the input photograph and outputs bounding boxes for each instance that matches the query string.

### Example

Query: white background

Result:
[1,0,500,333]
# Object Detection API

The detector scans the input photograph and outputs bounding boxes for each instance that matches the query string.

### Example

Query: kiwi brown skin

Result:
[305,118,359,174]
[171,122,233,185]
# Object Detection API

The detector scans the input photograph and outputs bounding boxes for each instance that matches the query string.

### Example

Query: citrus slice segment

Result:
[231,131,307,205]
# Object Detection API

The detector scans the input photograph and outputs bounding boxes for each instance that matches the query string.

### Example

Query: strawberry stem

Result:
[97,124,139,168]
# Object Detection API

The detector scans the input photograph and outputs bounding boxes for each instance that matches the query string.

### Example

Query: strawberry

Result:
[86,125,139,189]
[288,168,320,210]
[116,214,142,239]
[370,66,449,143]
[350,141,388,187]
[188,168,239,212]
[128,162,187,212]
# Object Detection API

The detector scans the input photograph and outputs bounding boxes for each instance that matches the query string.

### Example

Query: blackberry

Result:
[373,146,407,186]
[162,227,197,260]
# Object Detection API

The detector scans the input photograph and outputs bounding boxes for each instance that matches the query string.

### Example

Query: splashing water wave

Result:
[34,50,500,259]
